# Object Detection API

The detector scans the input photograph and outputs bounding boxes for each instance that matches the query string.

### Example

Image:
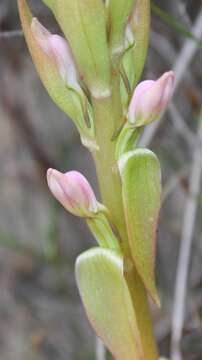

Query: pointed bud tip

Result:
[162,70,175,81]
[31,17,49,39]
[47,168,64,200]
[160,70,175,103]
[31,17,52,56]
[158,70,175,97]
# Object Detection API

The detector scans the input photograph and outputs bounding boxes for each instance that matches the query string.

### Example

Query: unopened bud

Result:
[47,169,98,217]
[18,0,91,138]
[129,71,175,126]
[31,18,81,92]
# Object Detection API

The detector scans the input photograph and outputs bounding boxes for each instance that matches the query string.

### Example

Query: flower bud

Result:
[128,71,175,126]
[47,169,98,217]
[18,0,92,140]
[31,18,81,92]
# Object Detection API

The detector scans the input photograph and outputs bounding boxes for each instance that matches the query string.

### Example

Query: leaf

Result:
[76,248,144,360]
[119,149,161,305]
[49,0,111,97]
[17,0,91,139]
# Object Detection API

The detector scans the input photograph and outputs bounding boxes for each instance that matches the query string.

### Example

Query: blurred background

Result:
[0,1,202,359]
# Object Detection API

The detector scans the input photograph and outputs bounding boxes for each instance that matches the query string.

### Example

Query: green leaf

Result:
[76,248,144,360]
[119,149,161,305]
[106,0,135,54]
[49,0,111,98]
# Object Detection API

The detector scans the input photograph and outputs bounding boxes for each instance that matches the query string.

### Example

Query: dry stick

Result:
[0,30,23,39]
[139,9,202,147]
[96,338,106,360]
[168,103,195,146]
[150,30,177,66]
[150,33,196,146]
[0,28,58,40]
[150,30,194,87]
[170,113,202,360]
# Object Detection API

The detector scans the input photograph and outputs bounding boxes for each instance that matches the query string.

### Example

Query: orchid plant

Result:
[18,1,174,359]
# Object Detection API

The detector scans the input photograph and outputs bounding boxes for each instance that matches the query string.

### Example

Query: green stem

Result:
[91,81,158,359]
[92,96,125,243]
[126,261,159,360]
[89,2,158,357]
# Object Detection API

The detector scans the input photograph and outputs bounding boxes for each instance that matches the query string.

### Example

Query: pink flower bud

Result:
[47,169,98,217]
[31,18,80,92]
[128,71,175,126]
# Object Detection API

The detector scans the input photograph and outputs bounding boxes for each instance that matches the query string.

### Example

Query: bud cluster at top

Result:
[18,0,175,146]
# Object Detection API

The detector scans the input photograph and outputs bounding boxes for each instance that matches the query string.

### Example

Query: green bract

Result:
[87,213,121,253]
[120,0,150,108]
[115,124,141,159]
[106,0,135,54]
[120,47,136,108]
[127,0,150,87]
[119,149,161,305]
[76,248,144,360]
